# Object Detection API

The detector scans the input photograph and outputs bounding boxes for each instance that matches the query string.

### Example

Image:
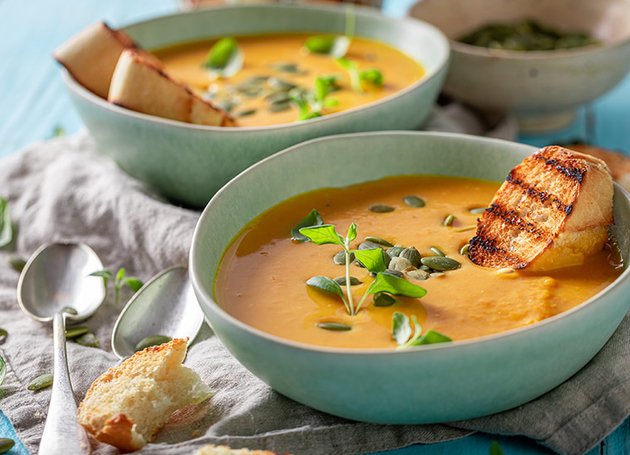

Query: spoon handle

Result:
[38,312,90,455]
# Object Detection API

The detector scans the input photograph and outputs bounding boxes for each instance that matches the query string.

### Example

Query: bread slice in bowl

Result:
[53,22,160,99]
[109,49,235,126]
[469,145,614,271]
[78,338,211,452]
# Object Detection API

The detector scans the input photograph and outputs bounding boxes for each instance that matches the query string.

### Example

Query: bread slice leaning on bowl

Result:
[469,145,614,271]
[53,22,160,99]
[109,49,235,127]
[78,338,212,453]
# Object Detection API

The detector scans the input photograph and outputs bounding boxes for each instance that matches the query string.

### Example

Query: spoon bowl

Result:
[111,266,204,359]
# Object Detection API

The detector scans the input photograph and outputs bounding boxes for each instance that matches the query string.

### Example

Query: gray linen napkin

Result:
[2,122,626,455]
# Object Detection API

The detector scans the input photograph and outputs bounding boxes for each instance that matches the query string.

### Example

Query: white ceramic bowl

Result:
[409,0,630,133]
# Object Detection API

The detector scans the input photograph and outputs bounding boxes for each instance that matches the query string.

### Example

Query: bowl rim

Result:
[190,130,630,356]
[61,2,450,132]
[407,1,630,61]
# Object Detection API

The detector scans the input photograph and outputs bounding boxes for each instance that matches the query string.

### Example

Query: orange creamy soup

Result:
[214,176,622,349]
[153,34,425,126]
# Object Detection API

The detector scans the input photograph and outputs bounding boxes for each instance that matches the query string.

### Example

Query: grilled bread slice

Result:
[53,22,161,99]
[469,145,613,271]
[109,49,235,126]
[193,445,288,455]
[78,338,212,453]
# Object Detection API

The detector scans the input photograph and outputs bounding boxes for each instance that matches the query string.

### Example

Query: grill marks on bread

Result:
[469,146,613,270]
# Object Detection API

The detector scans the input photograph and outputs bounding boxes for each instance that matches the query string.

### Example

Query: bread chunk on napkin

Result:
[193,445,290,455]
[78,338,211,452]
[469,145,614,270]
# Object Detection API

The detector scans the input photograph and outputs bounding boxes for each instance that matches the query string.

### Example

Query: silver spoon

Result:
[17,242,106,455]
[111,266,204,360]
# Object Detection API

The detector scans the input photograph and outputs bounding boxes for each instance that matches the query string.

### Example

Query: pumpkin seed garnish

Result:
[406,269,430,281]
[7,255,26,272]
[317,322,352,331]
[373,292,396,307]
[443,214,455,227]
[387,246,405,258]
[265,91,292,105]
[334,250,355,265]
[454,226,476,232]
[400,247,421,267]
[135,335,172,352]
[268,77,297,91]
[460,244,470,256]
[389,257,412,272]
[430,247,445,257]
[75,332,99,348]
[27,373,53,391]
[382,268,403,278]
[269,102,292,113]
[333,276,362,286]
[65,326,89,339]
[364,236,394,247]
[403,195,426,208]
[271,62,307,75]
[358,241,383,251]
[0,437,14,454]
[369,203,394,213]
[61,306,77,315]
[421,256,461,271]
[215,99,239,113]
[235,109,257,118]
[0,328,6,337]
[469,207,487,214]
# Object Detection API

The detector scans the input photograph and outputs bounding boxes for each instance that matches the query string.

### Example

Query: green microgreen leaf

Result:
[204,37,243,79]
[52,125,66,138]
[299,225,344,247]
[116,268,126,284]
[490,441,505,455]
[304,35,350,58]
[336,58,363,92]
[409,330,453,346]
[353,248,387,273]
[347,223,357,243]
[0,198,13,249]
[291,209,324,242]
[289,89,321,122]
[124,278,144,292]
[364,272,427,298]
[360,68,384,87]
[306,276,348,313]
[89,270,114,284]
[392,312,412,345]
[0,355,5,387]
[89,268,141,305]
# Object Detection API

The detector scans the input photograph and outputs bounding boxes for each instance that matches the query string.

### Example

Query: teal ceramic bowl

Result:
[60,4,449,208]
[190,132,630,423]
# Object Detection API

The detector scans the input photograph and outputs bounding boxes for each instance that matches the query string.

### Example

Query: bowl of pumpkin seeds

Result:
[409,0,630,133]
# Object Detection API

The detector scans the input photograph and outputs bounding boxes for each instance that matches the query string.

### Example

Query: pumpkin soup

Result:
[153,33,425,126]
[214,176,622,349]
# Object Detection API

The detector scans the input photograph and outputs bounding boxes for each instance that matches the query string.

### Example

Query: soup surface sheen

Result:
[215,176,622,349]
[154,34,425,126]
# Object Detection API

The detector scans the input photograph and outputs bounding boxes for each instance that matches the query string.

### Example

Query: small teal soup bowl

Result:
[190,132,630,423]
[60,4,449,208]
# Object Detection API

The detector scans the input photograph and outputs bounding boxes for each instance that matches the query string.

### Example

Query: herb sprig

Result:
[392,311,452,349]
[204,37,243,79]
[336,58,384,93]
[89,268,143,305]
[289,76,340,121]
[297,213,426,316]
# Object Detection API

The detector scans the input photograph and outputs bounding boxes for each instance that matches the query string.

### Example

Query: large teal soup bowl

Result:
[60,4,449,208]
[190,132,630,423]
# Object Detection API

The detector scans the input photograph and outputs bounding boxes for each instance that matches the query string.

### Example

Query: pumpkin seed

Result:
[365,236,394,248]
[317,322,351,331]
[265,90,292,105]
[403,195,426,208]
[333,250,355,265]
[270,62,307,74]
[419,265,432,272]
[470,207,487,214]
[269,102,292,113]
[65,326,89,339]
[460,244,470,256]
[135,335,172,352]
[430,272,446,278]
[454,226,476,232]
[268,77,297,91]
[382,269,403,278]
[421,256,461,271]
[400,247,421,267]
[235,109,257,117]
[443,214,455,227]
[75,332,99,348]
[0,329,6,337]
[0,438,14,453]
[430,247,445,257]
[369,204,394,213]
[389,256,413,272]
[358,241,383,251]
[215,99,239,113]
[27,373,53,391]
[373,292,396,307]
[386,246,405,257]
[333,276,362,286]
[61,306,77,315]
[406,269,430,281]
[7,255,25,272]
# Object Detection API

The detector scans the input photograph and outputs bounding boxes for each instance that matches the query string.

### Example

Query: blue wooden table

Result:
[1,0,629,454]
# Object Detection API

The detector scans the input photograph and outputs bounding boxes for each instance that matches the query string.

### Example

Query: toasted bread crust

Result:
[109,49,235,126]
[469,146,613,270]
[193,445,288,455]
[569,144,630,192]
